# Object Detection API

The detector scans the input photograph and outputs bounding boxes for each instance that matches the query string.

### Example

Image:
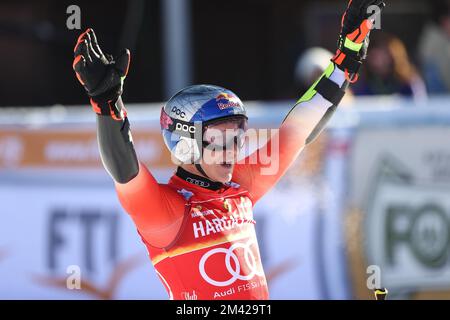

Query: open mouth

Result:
[220,163,232,169]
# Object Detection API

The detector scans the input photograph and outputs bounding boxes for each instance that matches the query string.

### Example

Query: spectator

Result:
[418,0,450,93]
[353,33,428,102]
[295,47,334,94]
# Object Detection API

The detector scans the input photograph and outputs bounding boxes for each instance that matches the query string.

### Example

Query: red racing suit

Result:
[115,65,346,300]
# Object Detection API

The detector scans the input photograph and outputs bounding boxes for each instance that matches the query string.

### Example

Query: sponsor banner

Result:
[347,126,450,299]
[367,181,450,290]
[0,129,171,169]
[321,128,353,299]
[350,127,450,207]
[0,172,168,299]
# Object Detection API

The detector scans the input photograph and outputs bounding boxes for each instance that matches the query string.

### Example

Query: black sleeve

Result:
[305,79,350,145]
[96,97,139,184]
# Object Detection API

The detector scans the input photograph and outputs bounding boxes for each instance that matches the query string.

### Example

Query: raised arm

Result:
[233,0,386,203]
[72,29,183,248]
[72,28,138,183]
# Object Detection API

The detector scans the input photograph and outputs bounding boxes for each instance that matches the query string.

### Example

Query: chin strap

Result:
[177,166,223,190]
[195,163,210,179]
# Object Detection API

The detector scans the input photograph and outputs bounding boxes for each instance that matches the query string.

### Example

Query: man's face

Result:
[199,120,245,183]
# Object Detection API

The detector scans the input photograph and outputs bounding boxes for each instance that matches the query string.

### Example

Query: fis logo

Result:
[216,93,241,110]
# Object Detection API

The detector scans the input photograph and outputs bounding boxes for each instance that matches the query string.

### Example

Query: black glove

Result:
[73,28,130,120]
[332,0,386,82]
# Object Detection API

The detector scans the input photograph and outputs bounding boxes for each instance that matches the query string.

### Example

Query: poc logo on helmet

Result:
[171,106,186,118]
[176,122,196,134]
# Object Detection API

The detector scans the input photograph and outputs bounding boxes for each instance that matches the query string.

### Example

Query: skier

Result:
[72,0,385,300]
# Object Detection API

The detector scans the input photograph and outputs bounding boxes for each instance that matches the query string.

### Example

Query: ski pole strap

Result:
[315,76,346,106]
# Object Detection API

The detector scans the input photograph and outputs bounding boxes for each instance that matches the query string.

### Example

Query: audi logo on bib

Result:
[199,240,264,287]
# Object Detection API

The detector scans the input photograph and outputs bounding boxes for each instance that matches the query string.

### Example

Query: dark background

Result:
[0,0,437,107]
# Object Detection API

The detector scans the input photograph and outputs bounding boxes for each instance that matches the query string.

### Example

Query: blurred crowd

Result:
[0,0,448,107]
[295,0,450,103]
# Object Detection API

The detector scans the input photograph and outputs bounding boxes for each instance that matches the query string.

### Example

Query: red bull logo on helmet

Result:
[216,93,241,110]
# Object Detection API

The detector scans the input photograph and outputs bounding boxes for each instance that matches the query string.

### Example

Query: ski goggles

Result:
[202,116,248,151]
